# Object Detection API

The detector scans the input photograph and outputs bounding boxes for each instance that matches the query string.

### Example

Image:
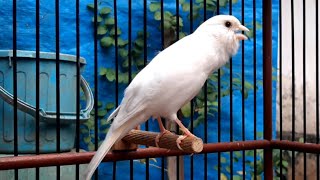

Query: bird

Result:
[83,15,249,180]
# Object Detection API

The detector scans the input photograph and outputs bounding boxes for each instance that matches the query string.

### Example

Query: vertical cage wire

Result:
[217,1,221,179]
[278,0,283,179]
[293,5,296,179]
[35,0,40,179]
[241,0,246,178]
[75,0,81,179]
[143,0,150,179]
[189,0,194,179]
[302,0,307,179]
[253,0,257,179]
[263,0,273,179]
[228,0,234,179]
[12,0,18,179]
[203,0,208,179]
[128,1,134,179]
[112,0,119,178]
[55,0,61,178]
[160,0,165,179]
[317,0,320,179]
[93,0,99,179]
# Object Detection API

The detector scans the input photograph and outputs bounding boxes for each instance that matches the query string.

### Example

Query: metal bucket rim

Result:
[0,50,86,64]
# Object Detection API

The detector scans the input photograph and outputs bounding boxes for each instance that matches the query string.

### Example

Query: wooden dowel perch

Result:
[120,130,203,153]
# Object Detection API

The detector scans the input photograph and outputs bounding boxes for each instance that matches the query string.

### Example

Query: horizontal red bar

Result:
[0,140,318,170]
[271,140,320,153]
[0,140,269,170]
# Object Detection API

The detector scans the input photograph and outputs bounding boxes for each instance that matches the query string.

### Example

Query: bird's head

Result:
[195,15,249,56]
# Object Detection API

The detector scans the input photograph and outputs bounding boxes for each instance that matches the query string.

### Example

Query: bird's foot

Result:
[176,129,196,151]
[155,129,172,147]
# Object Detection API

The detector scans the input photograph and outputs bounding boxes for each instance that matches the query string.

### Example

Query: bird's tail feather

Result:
[83,127,124,180]
[106,106,120,123]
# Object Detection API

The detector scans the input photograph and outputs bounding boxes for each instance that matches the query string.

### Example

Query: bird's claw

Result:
[176,131,196,151]
[176,135,187,150]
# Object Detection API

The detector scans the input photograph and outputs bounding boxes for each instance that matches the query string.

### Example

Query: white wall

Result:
[277,0,320,136]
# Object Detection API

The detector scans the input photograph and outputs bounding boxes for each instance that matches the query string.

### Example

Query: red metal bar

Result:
[0,140,270,171]
[271,140,320,153]
[263,0,273,179]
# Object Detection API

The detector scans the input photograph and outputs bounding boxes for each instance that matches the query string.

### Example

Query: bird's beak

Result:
[236,24,250,40]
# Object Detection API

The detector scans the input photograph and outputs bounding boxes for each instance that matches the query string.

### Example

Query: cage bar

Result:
[263,0,273,179]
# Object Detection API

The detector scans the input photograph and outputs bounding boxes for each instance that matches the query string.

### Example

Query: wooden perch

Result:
[119,130,203,153]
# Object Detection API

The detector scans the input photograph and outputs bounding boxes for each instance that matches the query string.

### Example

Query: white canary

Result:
[84,15,249,180]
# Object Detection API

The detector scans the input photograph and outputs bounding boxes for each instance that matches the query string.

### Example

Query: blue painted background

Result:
[0,0,278,179]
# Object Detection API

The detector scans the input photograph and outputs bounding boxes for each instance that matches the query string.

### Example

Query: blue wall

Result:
[0,0,278,179]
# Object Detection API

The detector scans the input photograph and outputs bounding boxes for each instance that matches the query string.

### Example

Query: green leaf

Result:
[245,81,254,90]
[149,2,161,12]
[87,4,95,11]
[256,22,263,29]
[181,102,191,117]
[246,150,254,157]
[136,59,145,67]
[105,17,115,26]
[220,173,228,180]
[233,175,241,180]
[154,11,161,20]
[118,38,128,47]
[106,102,115,110]
[219,0,228,6]
[110,27,122,36]
[257,132,263,138]
[299,137,304,143]
[225,166,230,173]
[100,7,111,15]
[195,0,203,3]
[84,136,91,143]
[282,160,288,167]
[213,165,218,170]
[164,11,173,20]
[172,16,183,27]
[98,101,103,107]
[118,73,129,84]
[100,67,108,76]
[119,48,128,58]
[163,20,171,30]
[97,26,107,35]
[100,37,114,48]
[179,0,185,3]
[91,15,103,23]
[182,2,190,11]
[135,38,144,47]
[98,109,108,117]
[122,59,129,68]
[179,32,187,39]
[100,119,110,125]
[234,151,242,158]
[88,142,95,151]
[105,68,116,81]
[221,157,227,163]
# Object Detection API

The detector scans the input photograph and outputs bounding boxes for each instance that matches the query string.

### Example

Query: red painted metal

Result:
[271,140,320,153]
[0,140,270,170]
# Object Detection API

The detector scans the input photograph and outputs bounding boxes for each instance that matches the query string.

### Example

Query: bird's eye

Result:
[225,21,232,28]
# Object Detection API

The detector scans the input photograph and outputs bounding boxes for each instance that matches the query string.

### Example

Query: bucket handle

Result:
[0,76,94,124]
